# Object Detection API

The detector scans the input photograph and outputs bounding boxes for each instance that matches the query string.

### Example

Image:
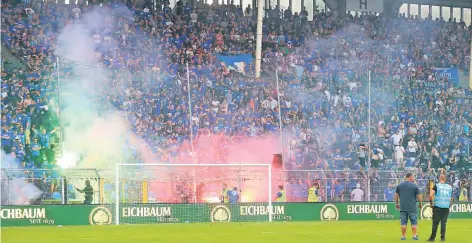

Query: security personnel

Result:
[308,183,319,202]
[458,184,468,202]
[427,174,453,242]
[75,180,94,204]
[221,183,229,203]
[276,185,286,202]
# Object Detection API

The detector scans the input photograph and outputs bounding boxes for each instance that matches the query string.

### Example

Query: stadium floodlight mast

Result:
[186,62,195,159]
[275,70,287,201]
[56,57,64,159]
[114,163,273,225]
[185,62,198,204]
[468,36,472,159]
[470,36,472,89]
[254,0,264,78]
[367,70,371,202]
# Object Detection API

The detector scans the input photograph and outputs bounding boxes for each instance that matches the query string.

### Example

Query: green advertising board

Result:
[0,205,113,227]
[119,204,210,223]
[218,203,292,222]
[117,203,291,223]
[420,203,472,220]
[312,202,472,221]
[1,202,471,227]
[319,203,399,221]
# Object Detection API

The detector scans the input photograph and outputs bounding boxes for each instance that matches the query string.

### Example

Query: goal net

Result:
[114,163,273,224]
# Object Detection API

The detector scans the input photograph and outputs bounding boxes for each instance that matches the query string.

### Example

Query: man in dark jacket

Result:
[75,180,94,204]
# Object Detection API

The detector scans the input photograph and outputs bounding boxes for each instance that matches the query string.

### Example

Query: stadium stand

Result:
[1,0,471,203]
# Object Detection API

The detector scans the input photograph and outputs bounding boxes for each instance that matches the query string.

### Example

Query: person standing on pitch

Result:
[395,172,422,241]
[458,182,468,202]
[228,187,239,204]
[221,183,229,203]
[308,183,320,202]
[427,174,453,242]
[275,185,286,202]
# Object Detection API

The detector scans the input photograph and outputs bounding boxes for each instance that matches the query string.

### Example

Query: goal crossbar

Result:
[115,163,273,224]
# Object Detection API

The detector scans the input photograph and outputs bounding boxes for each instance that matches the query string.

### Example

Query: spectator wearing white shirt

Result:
[268,97,278,111]
[451,144,461,163]
[395,145,405,168]
[407,137,418,158]
[190,10,198,24]
[351,184,364,202]
[399,123,407,137]
[391,130,402,146]
[211,100,220,113]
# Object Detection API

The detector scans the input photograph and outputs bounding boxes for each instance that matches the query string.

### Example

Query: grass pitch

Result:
[2,220,472,243]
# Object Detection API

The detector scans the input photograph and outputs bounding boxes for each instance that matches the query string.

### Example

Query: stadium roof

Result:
[395,0,472,8]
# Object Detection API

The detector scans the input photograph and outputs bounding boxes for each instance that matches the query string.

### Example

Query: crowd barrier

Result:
[2,169,471,205]
[1,202,471,227]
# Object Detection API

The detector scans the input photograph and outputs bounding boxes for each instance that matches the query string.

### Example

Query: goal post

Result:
[115,163,273,225]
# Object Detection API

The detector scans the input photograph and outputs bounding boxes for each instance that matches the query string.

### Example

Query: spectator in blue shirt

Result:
[228,187,239,204]
[30,138,42,167]
[1,126,13,153]
[384,182,396,202]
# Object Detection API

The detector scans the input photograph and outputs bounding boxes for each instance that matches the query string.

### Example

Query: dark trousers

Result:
[84,197,93,204]
[430,206,450,240]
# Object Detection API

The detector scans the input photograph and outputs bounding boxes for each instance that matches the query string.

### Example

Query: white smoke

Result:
[0,152,42,205]
[55,7,130,169]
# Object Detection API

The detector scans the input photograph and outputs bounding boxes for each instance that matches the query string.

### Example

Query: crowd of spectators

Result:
[1,0,472,201]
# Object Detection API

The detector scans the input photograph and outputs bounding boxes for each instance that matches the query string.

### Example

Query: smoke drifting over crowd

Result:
[54,6,283,201]
[53,5,442,203]
[49,6,290,205]
[56,7,129,169]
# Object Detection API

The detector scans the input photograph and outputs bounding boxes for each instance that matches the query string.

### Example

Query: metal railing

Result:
[285,169,471,203]
[0,168,100,205]
[0,168,470,205]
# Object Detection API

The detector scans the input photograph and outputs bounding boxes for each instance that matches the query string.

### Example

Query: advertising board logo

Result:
[450,203,472,213]
[211,205,231,222]
[421,204,433,220]
[320,204,339,221]
[89,206,112,225]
